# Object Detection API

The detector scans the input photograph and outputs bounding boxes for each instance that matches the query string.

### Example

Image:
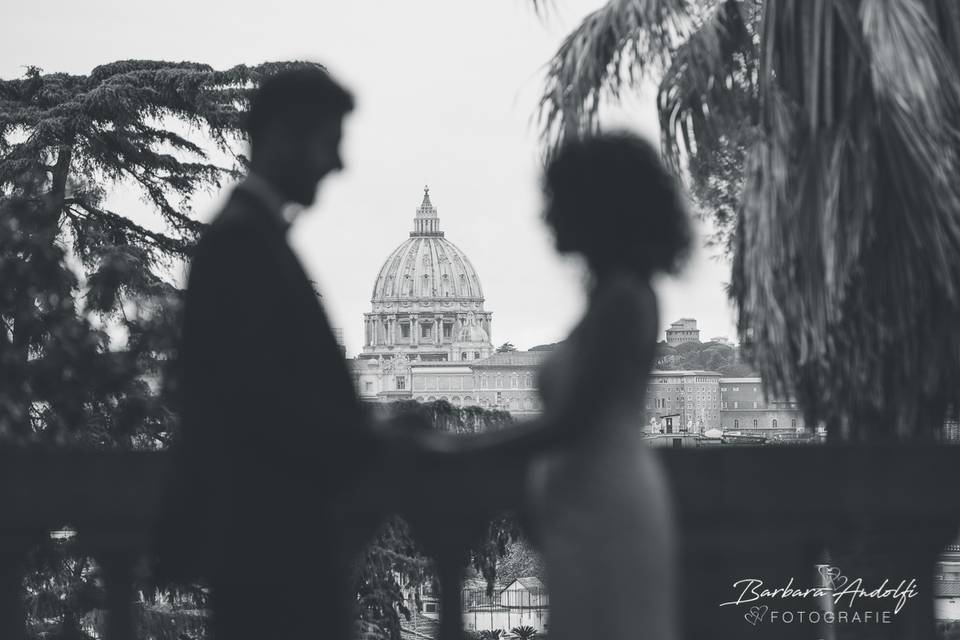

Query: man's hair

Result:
[246,65,354,145]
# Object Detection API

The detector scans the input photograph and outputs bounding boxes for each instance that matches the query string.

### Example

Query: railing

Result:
[1,444,959,639]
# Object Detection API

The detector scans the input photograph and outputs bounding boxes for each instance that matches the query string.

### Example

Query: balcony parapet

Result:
[0,444,958,639]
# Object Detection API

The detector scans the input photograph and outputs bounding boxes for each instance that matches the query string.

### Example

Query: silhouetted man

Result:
[165,66,371,640]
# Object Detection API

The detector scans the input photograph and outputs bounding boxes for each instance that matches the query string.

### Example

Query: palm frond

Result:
[537,0,700,153]
[657,0,758,171]
[733,0,960,440]
[657,0,759,250]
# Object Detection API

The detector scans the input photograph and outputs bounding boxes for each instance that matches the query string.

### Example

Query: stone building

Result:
[468,351,546,416]
[718,377,804,434]
[665,318,700,345]
[643,371,721,433]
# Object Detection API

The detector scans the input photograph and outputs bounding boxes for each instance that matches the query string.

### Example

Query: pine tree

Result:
[0,59,317,446]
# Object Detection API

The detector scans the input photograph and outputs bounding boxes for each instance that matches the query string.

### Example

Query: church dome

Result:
[371,187,484,302]
[457,323,490,344]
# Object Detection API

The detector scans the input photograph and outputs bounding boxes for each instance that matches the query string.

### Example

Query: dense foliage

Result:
[0,60,317,446]
[655,340,754,376]
[538,0,960,440]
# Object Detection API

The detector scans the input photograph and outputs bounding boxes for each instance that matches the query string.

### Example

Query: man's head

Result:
[246,66,354,206]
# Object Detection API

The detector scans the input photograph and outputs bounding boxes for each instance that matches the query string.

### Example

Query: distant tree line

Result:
[655,340,756,377]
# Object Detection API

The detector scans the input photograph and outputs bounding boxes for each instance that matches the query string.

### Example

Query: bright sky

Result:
[3,0,738,355]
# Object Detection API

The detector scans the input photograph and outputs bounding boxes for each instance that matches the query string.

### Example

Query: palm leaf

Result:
[536,0,700,153]
[657,0,759,250]
[733,0,960,440]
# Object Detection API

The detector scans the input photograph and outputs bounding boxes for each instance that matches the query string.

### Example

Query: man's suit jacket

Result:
[160,186,373,616]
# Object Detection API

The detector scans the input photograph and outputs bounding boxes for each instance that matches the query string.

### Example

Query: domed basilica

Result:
[350,188,545,415]
[361,187,494,362]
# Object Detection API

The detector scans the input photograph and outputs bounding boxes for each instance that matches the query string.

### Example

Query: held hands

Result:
[370,411,463,459]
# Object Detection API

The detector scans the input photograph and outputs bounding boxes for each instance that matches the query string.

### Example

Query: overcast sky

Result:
[3,0,738,355]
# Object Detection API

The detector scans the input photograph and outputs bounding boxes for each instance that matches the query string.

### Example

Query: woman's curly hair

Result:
[543,132,691,277]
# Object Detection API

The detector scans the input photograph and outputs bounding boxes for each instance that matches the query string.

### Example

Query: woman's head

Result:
[543,132,691,277]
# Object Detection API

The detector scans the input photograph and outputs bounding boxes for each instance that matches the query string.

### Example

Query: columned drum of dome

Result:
[362,187,493,362]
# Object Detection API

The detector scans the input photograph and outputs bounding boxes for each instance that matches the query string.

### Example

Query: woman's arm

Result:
[398,274,657,463]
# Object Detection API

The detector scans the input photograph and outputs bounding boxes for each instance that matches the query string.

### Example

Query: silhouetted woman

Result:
[525,132,689,640]
[411,132,690,640]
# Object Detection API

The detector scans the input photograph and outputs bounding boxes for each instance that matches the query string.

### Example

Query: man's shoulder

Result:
[195,191,271,257]
[209,190,265,236]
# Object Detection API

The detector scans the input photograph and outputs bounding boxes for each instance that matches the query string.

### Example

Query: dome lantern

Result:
[412,185,442,237]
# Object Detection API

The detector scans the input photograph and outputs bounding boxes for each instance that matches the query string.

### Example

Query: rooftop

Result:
[470,351,551,368]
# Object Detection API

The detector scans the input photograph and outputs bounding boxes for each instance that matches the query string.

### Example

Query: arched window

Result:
[772,419,778,428]
[474,351,480,359]
[461,353,468,360]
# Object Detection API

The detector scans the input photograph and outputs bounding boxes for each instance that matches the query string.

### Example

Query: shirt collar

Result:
[236,172,303,230]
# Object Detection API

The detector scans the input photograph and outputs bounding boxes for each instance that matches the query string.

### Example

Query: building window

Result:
[443,322,452,338]
[425,603,437,613]
[772,419,778,428]
[752,419,758,428]
[733,401,738,409]
[400,322,410,338]
[365,382,373,392]
[791,419,797,428]
[474,351,480,359]
[734,419,739,428]
[396,376,406,390]
[461,353,468,360]
[421,323,432,339]
[496,391,502,404]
